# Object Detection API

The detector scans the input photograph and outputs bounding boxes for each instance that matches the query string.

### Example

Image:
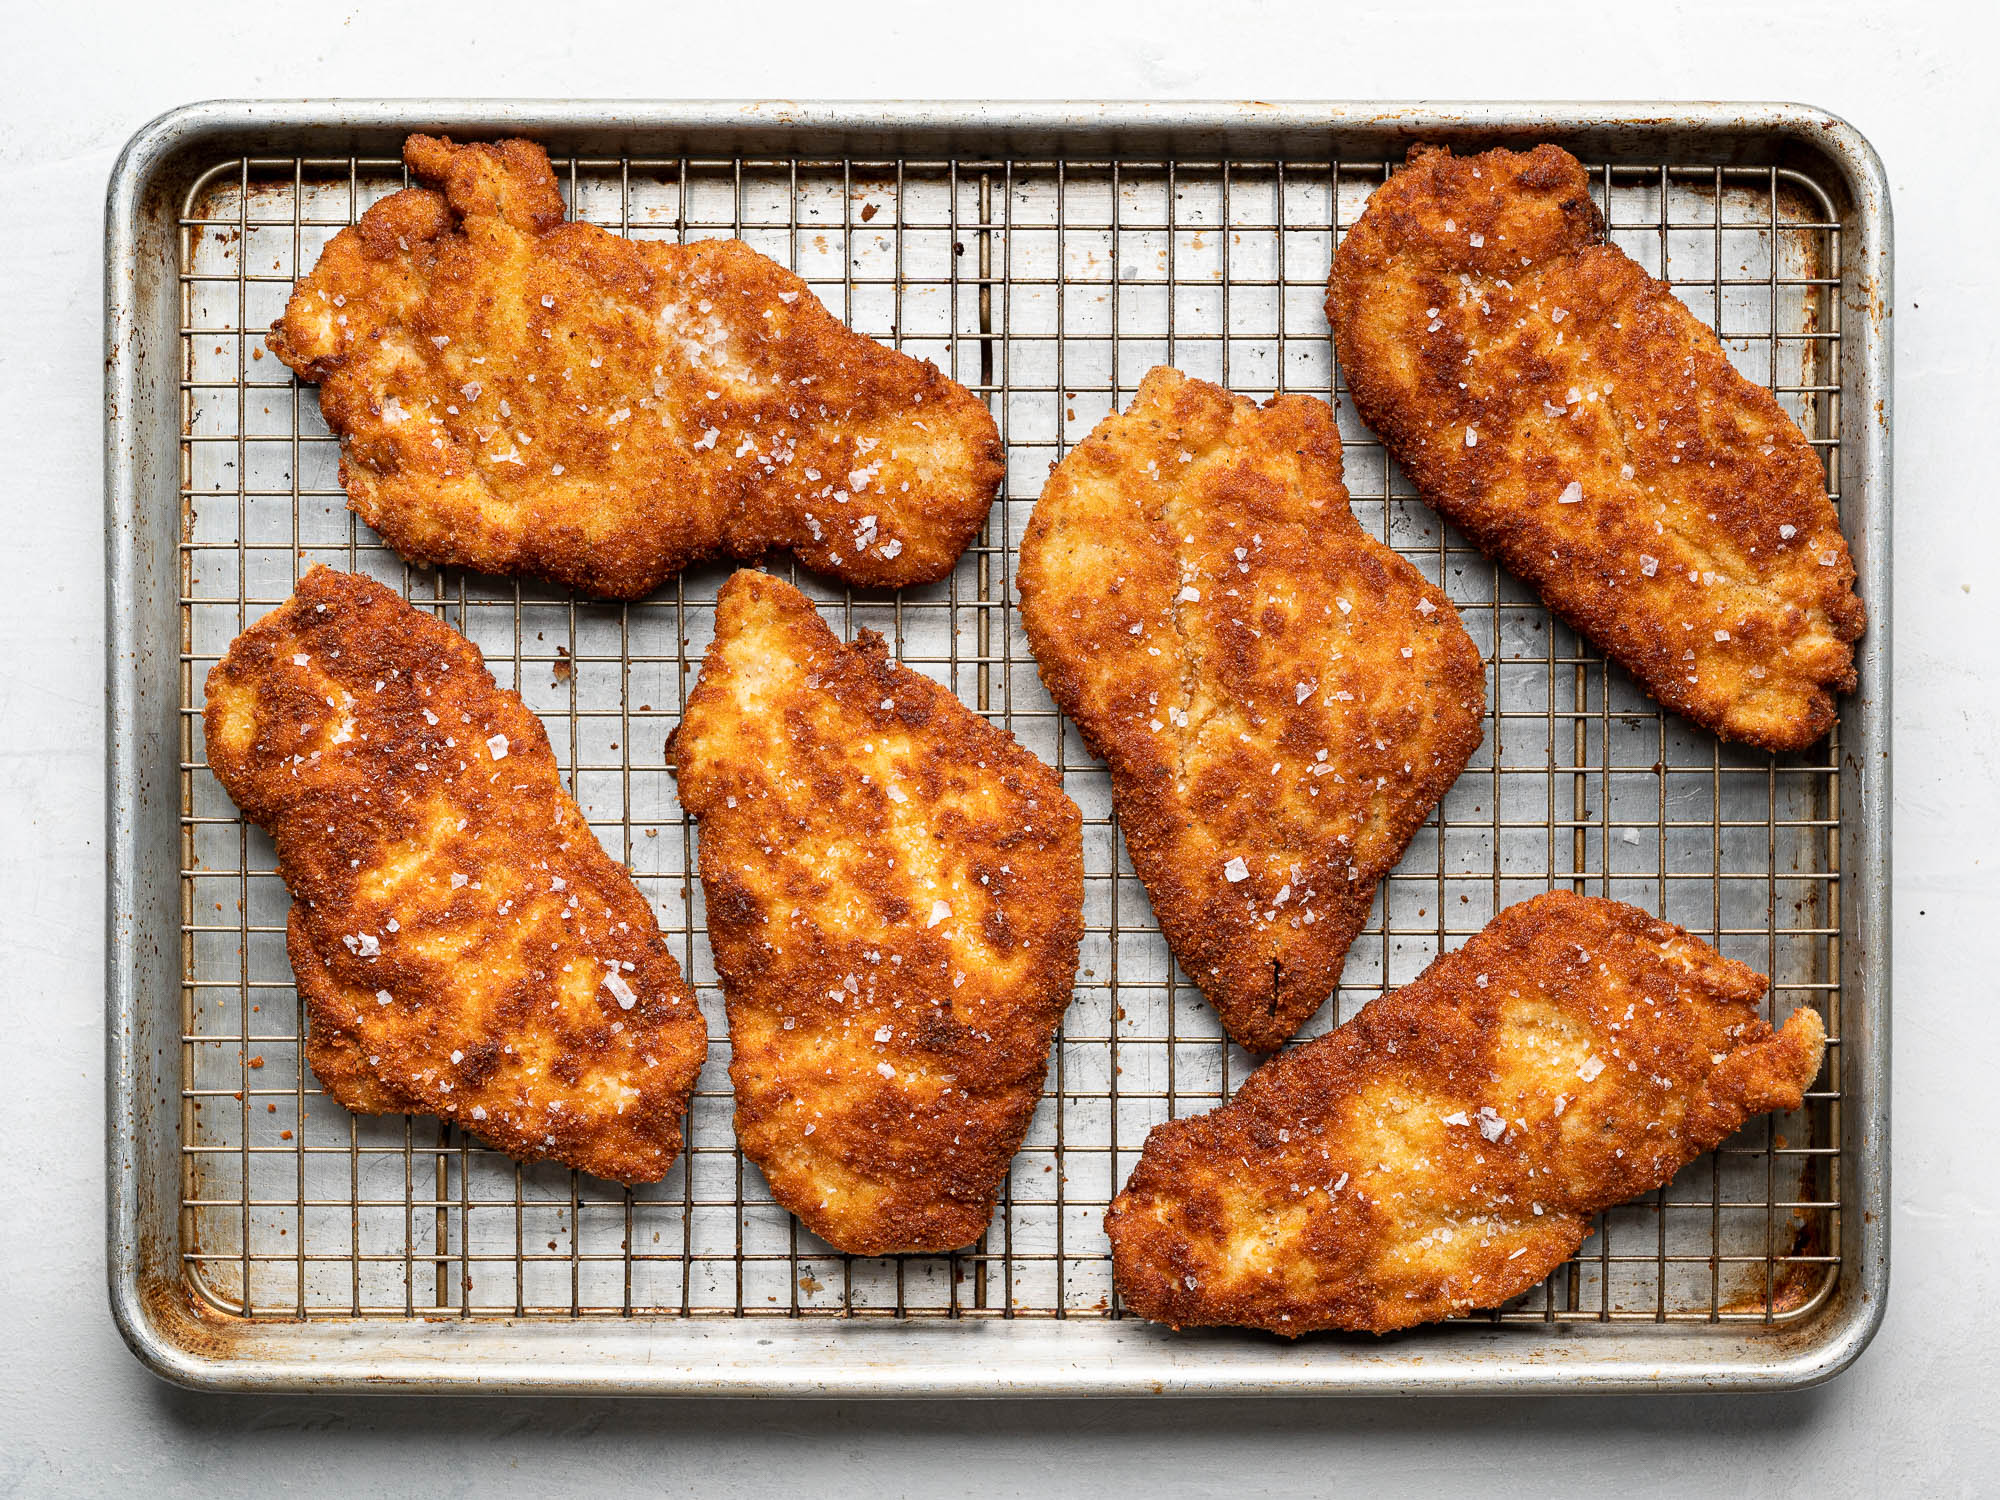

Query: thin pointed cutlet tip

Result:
[201,566,707,1183]
[1018,365,1485,1054]
[670,570,1085,1256]
[1328,143,1863,751]
[1105,891,1827,1335]
[267,134,1002,599]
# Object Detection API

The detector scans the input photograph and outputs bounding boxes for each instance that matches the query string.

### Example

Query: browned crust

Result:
[202,566,707,1183]
[669,571,1084,1255]
[266,134,1003,598]
[1017,367,1486,1052]
[1106,892,1827,1335]
[1328,144,1865,751]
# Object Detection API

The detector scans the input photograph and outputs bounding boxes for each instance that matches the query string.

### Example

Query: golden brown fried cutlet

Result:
[267,135,1003,599]
[669,571,1084,1255]
[1329,144,1864,751]
[203,567,707,1183]
[1106,892,1826,1335]
[1017,367,1486,1054]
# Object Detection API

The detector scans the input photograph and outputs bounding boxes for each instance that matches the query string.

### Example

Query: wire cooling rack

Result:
[173,137,1847,1331]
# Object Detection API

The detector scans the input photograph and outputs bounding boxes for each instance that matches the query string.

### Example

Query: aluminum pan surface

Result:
[106,99,1890,1395]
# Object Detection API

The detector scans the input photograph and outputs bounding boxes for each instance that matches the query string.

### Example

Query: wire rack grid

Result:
[174,142,1845,1329]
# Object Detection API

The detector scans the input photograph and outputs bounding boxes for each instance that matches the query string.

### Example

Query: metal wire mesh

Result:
[176,145,1844,1326]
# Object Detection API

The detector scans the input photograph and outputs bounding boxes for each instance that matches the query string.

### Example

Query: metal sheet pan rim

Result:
[106,98,1891,1397]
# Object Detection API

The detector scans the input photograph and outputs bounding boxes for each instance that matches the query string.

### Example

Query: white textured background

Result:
[4,1,1996,1493]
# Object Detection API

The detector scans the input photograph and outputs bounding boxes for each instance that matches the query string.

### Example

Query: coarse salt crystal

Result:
[375,989,393,1006]
[1557,480,1583,505]
[1639,554,1659,577]
[292,653,310,667]
[1578,1055,1606,1082]
[1222,856,1250,883]
[486,733,509,760]
[1465,427,1478,447]
[876,1062,896,1079]
[1780,524,1797,540]
[927,900,952,928]
[874,1026,892,1042]
[603,973,637,1010]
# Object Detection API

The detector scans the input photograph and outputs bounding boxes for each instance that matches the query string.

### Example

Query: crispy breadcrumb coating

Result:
[1018,367,1485,1052]
[268,135,1002,598]
[1107,892,1826,1334]
[1329,144,1863,750]
[670,571,1084,1254]
[204,567,706,1182]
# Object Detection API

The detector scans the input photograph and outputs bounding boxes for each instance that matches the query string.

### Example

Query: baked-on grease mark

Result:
[1329,143,1863,750]
[268,134,1003,599]
[1018,367,1485,1053]
[670,571,1084,1255]
[1106,892,1826,1335]
[203,566,706,1183]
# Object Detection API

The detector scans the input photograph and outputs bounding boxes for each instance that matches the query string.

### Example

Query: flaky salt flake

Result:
[1441,1111,1470,1127]
[926,900,953,928]
[876,1061,896,1079]
[486,733,509,760]
[1557,480,1583,505]
[1295,681,1315,704]
[1222,856,1250,883]
[1475,1106,1506,1142]
[874,1026,893,1042]
[603,973,638,1010]
[1178,585,1201,602]
[1416,597,1436,616]
[1639,554,1660,578]
[375,989,393,1006]
[1714,629,1731,642]
[291,652,310,667]
[1577,1054,1606,1082]
[1779,524,1797,540]
[1464,427,1478,448]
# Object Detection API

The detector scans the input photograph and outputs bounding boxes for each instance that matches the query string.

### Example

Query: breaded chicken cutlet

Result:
[1106,892,1826,1335]
[267,135,1003,599]
[669,572,1084,1255]
[1329,144,1864,751]
[1017,368,1486,1054]
[204,567,707,1183]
